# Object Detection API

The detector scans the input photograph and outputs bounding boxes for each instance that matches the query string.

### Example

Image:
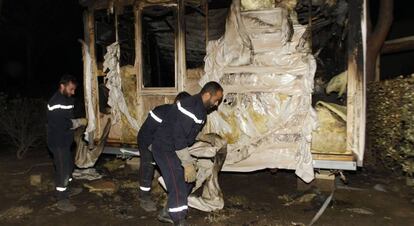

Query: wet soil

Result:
[0,148,413,226]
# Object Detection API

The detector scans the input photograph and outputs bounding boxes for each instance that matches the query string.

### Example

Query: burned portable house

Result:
[76,0,366,208]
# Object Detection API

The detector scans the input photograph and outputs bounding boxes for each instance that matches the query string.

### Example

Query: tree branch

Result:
[368,0,394,53]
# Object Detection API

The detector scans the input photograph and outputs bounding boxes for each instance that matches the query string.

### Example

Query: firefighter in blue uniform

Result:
[153,81,223,226]
[137,91,190,212]
[47,74,86,212]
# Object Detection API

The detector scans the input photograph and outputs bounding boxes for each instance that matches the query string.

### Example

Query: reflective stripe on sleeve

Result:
[48,104,74,111]
[149,111,163,123]
[177,102,204,124]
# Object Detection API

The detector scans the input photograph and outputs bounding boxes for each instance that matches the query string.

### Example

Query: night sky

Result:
[0,0,413,98]
[0,0,84,98]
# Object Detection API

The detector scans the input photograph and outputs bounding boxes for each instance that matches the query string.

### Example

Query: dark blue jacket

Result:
[47,91,74,148]
[154,94,206,151]
[137,104,172,148]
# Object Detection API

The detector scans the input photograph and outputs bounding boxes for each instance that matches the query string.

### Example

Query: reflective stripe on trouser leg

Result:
[152,145,192,222]
[49,145,72,200]
[139,186,151,192]
[56,187,67,191]
[169,205,188,212]
[138,142,155,189]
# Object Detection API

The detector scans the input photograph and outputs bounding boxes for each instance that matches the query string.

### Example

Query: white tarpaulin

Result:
[199,1,317,183]
[80,40,96,142]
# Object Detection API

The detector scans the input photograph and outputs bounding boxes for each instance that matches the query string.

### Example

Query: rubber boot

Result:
[57,199,76,212]
[68,187,83,197]
[139,192,157,212]
[157,206,173,224]
[174,219,187,226]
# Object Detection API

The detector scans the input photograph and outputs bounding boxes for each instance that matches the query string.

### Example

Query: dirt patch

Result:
[0,149,414,225]
[0,206,33,221]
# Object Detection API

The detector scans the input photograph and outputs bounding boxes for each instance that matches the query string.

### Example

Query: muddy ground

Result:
[1,147,414,226]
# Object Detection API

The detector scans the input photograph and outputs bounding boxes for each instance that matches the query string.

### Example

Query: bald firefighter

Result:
[153,81,223,226]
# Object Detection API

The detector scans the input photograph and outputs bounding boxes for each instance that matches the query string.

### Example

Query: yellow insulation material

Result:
[311,101,349,154]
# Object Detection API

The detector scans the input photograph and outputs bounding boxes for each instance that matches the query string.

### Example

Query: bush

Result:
[367,76,414,177]
[0,93,47,159]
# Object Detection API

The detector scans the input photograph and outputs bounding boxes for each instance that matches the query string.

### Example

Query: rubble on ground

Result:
[72,168,103,181]
[103,159,125,172]
[84,180,118,194]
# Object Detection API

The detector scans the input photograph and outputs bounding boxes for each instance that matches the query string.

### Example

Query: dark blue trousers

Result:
[49,145,73,200]
[152,142,193,222]
[138,140,155,193]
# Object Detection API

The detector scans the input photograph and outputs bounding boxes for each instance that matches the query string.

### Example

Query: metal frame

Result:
[313,160,357,171]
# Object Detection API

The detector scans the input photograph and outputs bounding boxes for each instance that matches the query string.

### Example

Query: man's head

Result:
[59,74,77,97]
[199,81,223,112]
[174,91,191,103]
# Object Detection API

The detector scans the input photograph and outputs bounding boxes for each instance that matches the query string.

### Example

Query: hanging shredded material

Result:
[103,42,140,131]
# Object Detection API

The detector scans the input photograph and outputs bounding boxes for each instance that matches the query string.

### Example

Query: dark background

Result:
[0,0,413,98]
[0,0,84,98]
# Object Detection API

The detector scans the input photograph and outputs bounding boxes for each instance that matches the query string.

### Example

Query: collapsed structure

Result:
[77,0,366,211]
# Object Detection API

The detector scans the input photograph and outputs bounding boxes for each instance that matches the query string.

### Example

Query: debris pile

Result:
[367,75,414,178]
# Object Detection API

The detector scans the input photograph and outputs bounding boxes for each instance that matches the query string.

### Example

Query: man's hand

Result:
[71,118,87,129]
[183,164,197,183]
[176,147,197,183]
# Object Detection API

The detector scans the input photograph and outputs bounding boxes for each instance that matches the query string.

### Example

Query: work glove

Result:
[176,147,197,183]
[71,118,87,129]
[183,164,197,183]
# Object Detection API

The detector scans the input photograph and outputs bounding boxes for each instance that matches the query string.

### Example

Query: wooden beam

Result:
[346,0,366,166]
[381,36,414,54]
[204,0,209,48]
[135,3,143,93]
[312,153,355,161]
[177,0,186,91]
[80,0,135,9]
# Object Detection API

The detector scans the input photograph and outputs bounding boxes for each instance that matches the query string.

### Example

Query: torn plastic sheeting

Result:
[209,93,313,145]
[80,40,96,142]
[242,8,287,32]
[74,118,112,168]
[241,0,275,11]
[223,0,252,67]
[220,74,308,95]
[184,135,227,212]
[199,0,252,87]
[242,9,291,53]
[200,5,317,183]
[103,42,139,131]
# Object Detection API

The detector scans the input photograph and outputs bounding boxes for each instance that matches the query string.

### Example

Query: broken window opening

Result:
[184,1,230,69]
[97,76,110,114]
[118,5,136,67]
[141,5,177,88]
[185,5,206,69]
[295,0,348,106]
[94,9,116,73]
